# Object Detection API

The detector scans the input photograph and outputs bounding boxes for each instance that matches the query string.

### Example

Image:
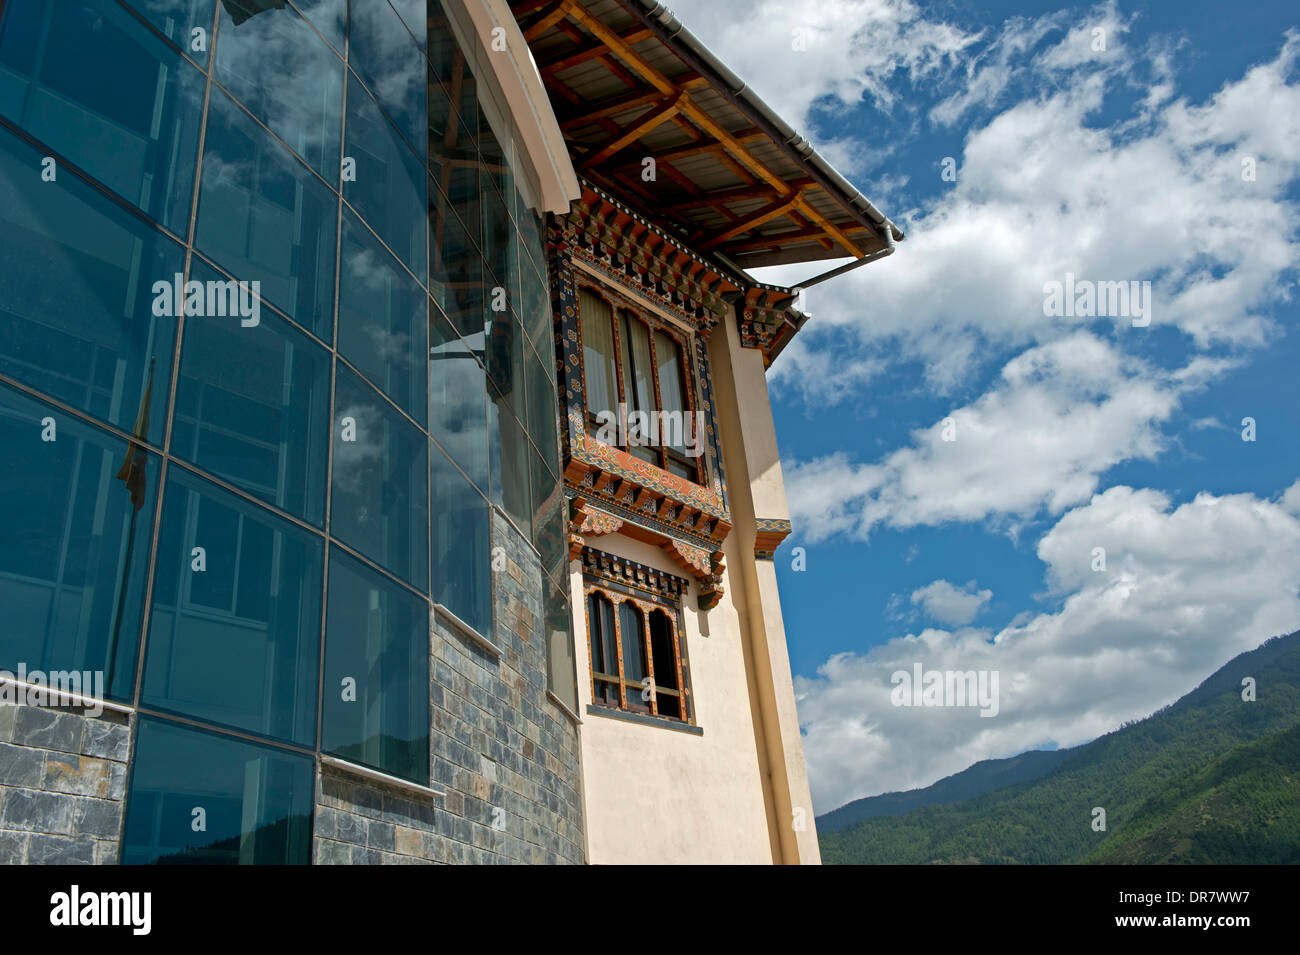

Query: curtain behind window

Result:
[579,289,617,417]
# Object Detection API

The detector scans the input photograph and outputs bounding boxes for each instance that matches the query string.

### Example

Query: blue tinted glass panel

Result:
[487,309,524,428]
[338,208,428,425]
[430,442,490,637]
[385,0,426,51]
[480,173,511,290]
[532,458,565,585]
[143,469,322,746]
[525,341,558,472]
[343,72,426,282]
[0,126,182,446]
[123,716,314,864]
[121,0,215,56]
[0,0,205,234]
[322,547,429,784]
[529,444,558,551]
[0,383,158,701]
[172,258,330,525]
[287,0,345,55]
[488,393,530,538]
[346,0,427,155]
[195,86,337,341]
[428,305,487,492]
[429,173,484,339]
[214,0,342,181]
[545,579,576,714]
[520,253,551,352]
[331,365,429,590]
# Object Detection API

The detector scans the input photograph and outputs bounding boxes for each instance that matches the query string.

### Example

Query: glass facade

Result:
[0,0,571,864]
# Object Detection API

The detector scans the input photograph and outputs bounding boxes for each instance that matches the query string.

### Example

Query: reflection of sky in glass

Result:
[214,1,342,180]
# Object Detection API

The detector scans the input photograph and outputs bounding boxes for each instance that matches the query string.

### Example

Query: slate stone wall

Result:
[312,511,585,865]
[0,705,131,864]
[0,513,586,866]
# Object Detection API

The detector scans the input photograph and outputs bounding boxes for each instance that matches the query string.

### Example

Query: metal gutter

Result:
[626,0,905,245]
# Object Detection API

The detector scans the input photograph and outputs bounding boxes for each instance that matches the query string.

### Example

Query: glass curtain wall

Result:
[0,0,567,864]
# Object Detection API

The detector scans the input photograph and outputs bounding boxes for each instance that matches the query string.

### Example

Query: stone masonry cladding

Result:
[312,510,585,865]
[0,704,131,864]
[0,512,584,865]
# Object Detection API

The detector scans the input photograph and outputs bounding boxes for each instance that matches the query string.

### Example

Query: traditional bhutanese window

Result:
[584,582,691,722]
[579,287,617,419]
[576,282,703,483]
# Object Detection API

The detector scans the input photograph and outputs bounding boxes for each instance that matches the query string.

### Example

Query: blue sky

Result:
[668,0,1300,812]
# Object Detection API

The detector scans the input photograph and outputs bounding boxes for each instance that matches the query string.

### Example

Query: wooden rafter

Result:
[526,0,873,259]
[559,79,706,130]
[698,189,804,250]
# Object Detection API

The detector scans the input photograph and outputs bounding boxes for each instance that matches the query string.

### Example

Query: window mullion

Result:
[611,593,628,709]
[641,604,656,717]
[645,320,667,471]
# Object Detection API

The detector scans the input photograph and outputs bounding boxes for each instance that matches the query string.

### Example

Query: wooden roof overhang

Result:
[510,0,903,271]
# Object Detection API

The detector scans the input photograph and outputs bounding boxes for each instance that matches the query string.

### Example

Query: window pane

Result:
[338,207,428,425]
[172,257,330,525]
[121,0,215,55]
[0,0,205,234]
[534,475,566,589]
[487,308,525,427]
[214,0,342,181]
[525,341,558,473]
[0,383,158,702]
[618,600,650,691]
[649,610,679,718]
[0,124,182,447]
[481,169,511,291]
[488,395,530,539]
[430,441,491,637]
[346,0,427,158]
[529,445,558,553]
[288,0,346,56]
[429,305,488,493]
[520,255,551,351]
[384,0,427,51]
[343,71,427,283]
[578,289,615,418]
[620,313,654,414]
[428,172,483,339]
[143,469,322,746]
[545,580,576,714]
[588,593,617,704]
[122,716,314,864]
[655,330,688,452]
[322,547,430,785]
[330,364,429,590]
[195,85,337,341]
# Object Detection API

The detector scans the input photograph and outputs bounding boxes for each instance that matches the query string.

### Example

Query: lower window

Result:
[122,716,314,865]
[584,569,691,723]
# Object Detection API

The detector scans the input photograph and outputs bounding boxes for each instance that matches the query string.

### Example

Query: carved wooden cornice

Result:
[581,546,690,604]
[561,182,740,333]
[754,518,793,561]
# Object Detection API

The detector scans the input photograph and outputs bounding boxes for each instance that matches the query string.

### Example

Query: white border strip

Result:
[319,755,446,799]
[448,0,581,213]
[0,677,133,716]
[434,603,504,657]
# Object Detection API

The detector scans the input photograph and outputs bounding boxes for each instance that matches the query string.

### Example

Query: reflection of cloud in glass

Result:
[332,403,383,494]
[214,2,342,175]
[199,152,257,186]
[348,1,426,146]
